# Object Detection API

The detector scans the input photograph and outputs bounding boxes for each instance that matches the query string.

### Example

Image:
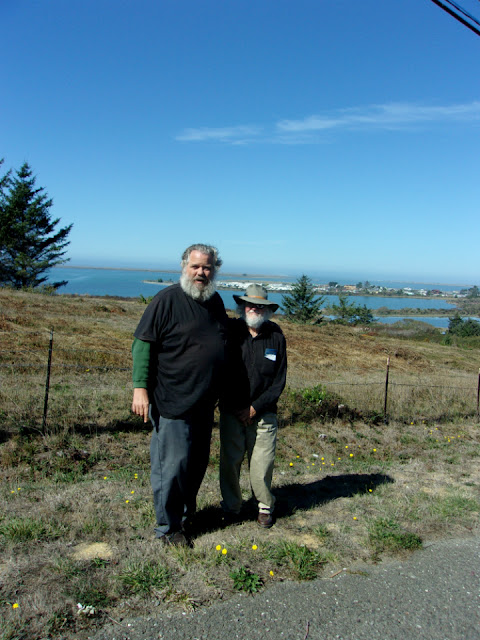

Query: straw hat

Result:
[233,283,279,312]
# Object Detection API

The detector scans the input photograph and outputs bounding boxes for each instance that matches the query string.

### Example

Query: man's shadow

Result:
[193,472,394,537]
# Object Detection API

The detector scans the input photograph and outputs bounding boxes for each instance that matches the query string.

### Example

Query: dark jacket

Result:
[221,318,287,415]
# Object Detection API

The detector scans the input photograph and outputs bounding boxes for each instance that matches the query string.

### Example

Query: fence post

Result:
[384,356,390,424]
[42,328,54,431]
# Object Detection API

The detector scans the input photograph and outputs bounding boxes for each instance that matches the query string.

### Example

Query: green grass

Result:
[117,561,171,595]
[428,494,479,519]
[263,540,329,581]
[0,516,66,542]
[368,518,423,554]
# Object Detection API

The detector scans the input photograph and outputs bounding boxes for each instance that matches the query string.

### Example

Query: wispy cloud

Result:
[175,125,262,143]
[277,102,480,133]
[176,101,480,144]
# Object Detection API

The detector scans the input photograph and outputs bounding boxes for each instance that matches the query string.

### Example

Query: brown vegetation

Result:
[0,288,479,640]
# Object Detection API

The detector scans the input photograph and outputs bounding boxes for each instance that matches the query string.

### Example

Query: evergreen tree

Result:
[282,274,325,324]
[447,313,480,337]
[330,293,374,325]
[0,162,72,289]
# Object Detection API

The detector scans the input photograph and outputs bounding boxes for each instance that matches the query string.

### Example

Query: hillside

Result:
[0,288,479,640]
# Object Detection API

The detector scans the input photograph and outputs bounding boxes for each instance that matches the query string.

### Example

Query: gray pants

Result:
[219,411,278,514]
[150,406,213,537]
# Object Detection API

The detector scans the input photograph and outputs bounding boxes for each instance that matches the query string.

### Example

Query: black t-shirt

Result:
[134,283,228,418]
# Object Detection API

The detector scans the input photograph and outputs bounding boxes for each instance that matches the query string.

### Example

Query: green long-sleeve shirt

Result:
[132,338,151,388]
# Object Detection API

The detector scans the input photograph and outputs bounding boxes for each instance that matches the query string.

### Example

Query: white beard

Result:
[180,272,216,302]
[239,306,273,330]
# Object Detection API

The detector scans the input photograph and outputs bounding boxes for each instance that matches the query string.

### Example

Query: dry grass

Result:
[0,288,479,640]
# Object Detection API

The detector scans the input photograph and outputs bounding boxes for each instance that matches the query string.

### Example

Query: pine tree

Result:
[330,293,374,325]
[0,162,72,289]
[281,274,325,324]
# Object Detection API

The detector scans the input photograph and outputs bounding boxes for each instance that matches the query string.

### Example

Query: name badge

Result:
[265,348,277,362]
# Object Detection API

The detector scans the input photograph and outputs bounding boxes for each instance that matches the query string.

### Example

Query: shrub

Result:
[447,314,480,337]
[281,384,347,423]
[329,294,374,325]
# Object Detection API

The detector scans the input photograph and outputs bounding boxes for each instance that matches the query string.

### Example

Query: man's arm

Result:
[131,338,151,423]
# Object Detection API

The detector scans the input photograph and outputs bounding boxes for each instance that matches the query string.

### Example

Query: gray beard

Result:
[180,272,216,302]
[239,306,273,330]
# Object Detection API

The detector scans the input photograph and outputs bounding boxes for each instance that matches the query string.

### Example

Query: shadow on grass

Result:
[273,472,394,518]
[192,472,393,538]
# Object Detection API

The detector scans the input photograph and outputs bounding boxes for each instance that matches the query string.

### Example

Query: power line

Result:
[444,0,480,27]
[428,0,480,36]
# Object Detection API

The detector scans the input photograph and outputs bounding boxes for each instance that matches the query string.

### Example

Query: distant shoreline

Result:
[57,266,471,289]
[58,265,289,278]
[142,280,460,303]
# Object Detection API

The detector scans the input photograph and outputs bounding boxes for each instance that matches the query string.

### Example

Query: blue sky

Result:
[1,0,479,284]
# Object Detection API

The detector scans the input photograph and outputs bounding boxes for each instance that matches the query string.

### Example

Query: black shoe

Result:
[159,531,189,547]
[182,516,195,537]
[221,511,241,526]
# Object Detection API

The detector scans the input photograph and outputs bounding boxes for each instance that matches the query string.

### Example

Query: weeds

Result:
[117,561,171,595]
[230,566,263,593]
[0,516,66,543]
[428,494,479,519]
[264,541,328,581]
[368,518,422,554]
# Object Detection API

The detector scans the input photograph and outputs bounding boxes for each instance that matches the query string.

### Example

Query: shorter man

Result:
[220,284,287,528]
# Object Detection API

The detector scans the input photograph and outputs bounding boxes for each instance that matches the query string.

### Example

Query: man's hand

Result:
[235,406,257,425]
[132,388,150,423]
[235,407,251,425]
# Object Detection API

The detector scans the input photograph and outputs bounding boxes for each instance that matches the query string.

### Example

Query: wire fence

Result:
[1,330,479,432]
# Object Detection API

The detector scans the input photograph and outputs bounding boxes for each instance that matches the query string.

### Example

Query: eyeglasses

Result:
[245,303,266,310]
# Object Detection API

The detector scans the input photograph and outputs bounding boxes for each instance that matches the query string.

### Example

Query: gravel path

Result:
[91,536,480,640]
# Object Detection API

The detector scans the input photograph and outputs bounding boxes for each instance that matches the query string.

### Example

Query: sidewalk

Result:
[92,536,480,640]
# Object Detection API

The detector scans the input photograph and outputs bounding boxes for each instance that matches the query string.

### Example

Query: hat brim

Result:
[233,294,279,312]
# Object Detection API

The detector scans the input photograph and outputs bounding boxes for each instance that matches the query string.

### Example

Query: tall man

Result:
[220,284,287,528]
[132,244,227,546]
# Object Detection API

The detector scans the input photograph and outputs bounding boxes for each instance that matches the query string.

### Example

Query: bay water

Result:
[48,266,465,329]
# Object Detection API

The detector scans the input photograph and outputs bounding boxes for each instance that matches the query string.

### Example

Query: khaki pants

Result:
[219,411,278,514]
